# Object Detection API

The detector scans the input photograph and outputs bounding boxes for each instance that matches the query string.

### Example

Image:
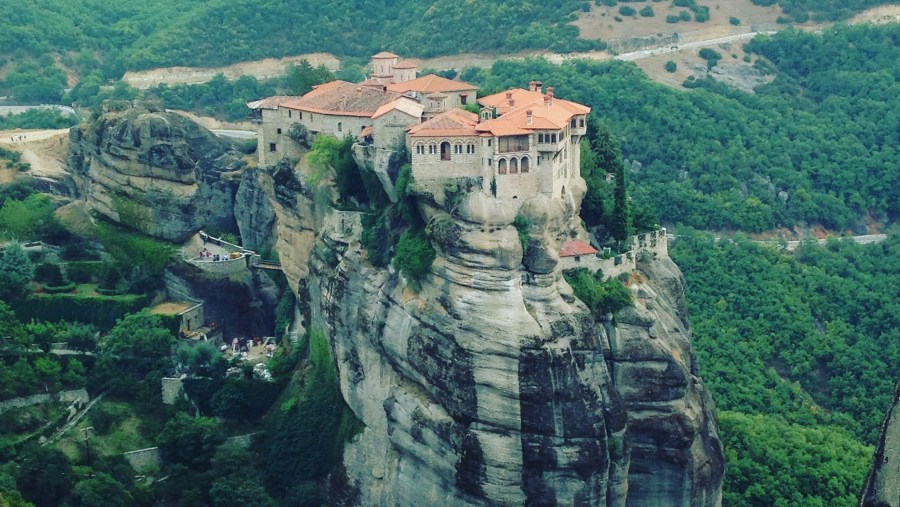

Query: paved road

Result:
[782,234,887,251]
[613,32,774,62]
[668,232,888,250]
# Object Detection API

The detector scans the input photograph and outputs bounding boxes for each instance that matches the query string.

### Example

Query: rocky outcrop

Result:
[861,382,900,507]
[67,101,247,242]
[610,256,724,506]
[299,171,724,505]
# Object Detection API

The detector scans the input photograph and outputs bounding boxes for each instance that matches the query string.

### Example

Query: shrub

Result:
[35,263,65,285]
[673,0,695,6]
[89,404,125,435]
[513,215,532,254]
[693,5,710,22]
[563,268,633,317]
[665,61,677,72]
[679,10,691,21]
[10,293,147,330]
[666,14,680,23]
[729,16,741,25]
[42,282,77,294]
[618,6,636,16]
[639,5,654,16]
[393,230,435,280]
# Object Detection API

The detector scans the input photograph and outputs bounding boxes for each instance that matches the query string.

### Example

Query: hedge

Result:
[41,282,77,294]
[63,262,112,284]
[11,293,148,330]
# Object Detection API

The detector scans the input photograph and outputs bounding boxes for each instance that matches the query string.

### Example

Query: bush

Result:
[393,230,435,280]
[35,263,65,285]
[665,61,677,72]
[679,10,691,21]
[618,6,636,16]
[729,16,741,25]
[513,215,532,254]
[639,5,654,16]
[693,5,710,22]
[563,268,633,318]
[42,282,77,294]
[89,404,125,435]
[65,261,108,283]
[10,293,147,330]
[666,14,680,23]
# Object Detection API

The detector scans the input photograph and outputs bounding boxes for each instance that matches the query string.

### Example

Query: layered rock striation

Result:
[65,107,724,504]
[302,173,724,505]
[67,101,247,241]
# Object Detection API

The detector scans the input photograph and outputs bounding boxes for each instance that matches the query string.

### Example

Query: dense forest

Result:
[669,230,899,505]
[0,0,894,103]
[465,23,899,232]
[0,0,599,77]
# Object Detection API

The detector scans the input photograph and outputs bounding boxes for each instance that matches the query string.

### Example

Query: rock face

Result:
[295,170,724,505]
[67,101,247,241]
[860,382,900,507]
[64,105,724,504]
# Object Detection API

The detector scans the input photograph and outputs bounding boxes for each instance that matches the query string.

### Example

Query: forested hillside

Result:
[0,0,598,75]
[669,231,899,505]
[468,23,899,231]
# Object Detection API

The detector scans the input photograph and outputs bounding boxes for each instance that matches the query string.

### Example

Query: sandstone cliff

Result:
[861,382,900,507]
[66,107,725,504]
[67,101,247,241]
[267,162,726,505]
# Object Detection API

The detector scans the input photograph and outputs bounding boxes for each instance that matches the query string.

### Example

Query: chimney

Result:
[529,80,537,92]
[544,95,551,107]
[546,86,554,106]
[526,110,533,126]
[505,91,513,107]
[535,81,543,93]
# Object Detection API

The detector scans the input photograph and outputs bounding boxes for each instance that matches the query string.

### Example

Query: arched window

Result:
[521,156,530,173]
[498,159,507,175]
[510,158,519,174]
[441,141,451,161]
[415,143,425,155]
[561,186,566,199]
[467,142,476,154]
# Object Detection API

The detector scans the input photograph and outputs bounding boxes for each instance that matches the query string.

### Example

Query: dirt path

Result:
[0,129,70,179]
[123,52,341,90]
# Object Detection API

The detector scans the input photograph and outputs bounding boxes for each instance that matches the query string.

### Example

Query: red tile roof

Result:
[360,126,374,138]
[281,81,400,118]
[560,239,598,257]
[407,109,479,138]
[392,61,418,69]
[387,74,478,94]
[475,87,591,137]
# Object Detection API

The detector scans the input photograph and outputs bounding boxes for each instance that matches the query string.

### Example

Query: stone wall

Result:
[161,376,185,405]
[123,447,161,473]
[561,229,669,280]
[0,389,89,415]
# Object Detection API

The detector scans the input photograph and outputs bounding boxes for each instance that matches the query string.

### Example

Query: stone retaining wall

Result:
[561,228,668,280]
[0,388,89,415]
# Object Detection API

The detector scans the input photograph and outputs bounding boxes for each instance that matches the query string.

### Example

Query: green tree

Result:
[70,473,131,507]
[95,311,175,394]
[665,60,677,72]
[157,413,225,471]
[32,356,62,389]
[393,230,435,280]
[15,445,72,507]
[0,241,34,300]
[589,127,631,242]
[283,60,335,96]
